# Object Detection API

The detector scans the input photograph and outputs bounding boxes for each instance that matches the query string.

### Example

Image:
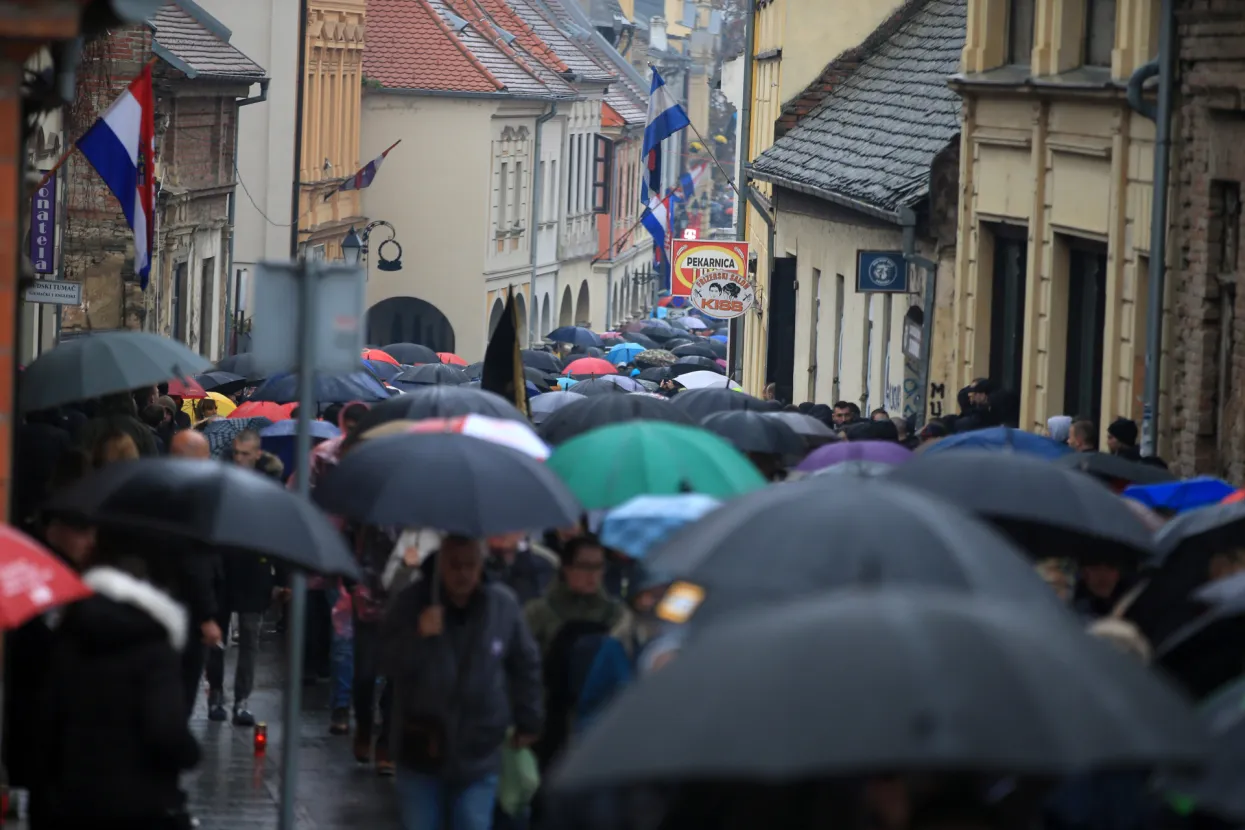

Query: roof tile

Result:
[150,2,265,80]
[364,0,503,92]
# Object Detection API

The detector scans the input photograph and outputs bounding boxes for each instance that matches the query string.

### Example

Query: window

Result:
[1085,0,1116,67]
[989,226,1028,393]
[592,135,613,214]
[1064,245,1107,423]
[1008,0,1035,65]
[199,257,215,357]
[566,139,576,213]
[513,160,523,229]
[538,160,546,222]
[549,160,557,222]
[497,161,508,233]
[172,262,187,343]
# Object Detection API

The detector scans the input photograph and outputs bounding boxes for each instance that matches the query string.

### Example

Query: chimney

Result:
[650,15,667,53]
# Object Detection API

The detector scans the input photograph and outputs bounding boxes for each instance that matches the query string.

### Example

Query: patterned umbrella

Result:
[635,349,676,368]
[202,416,275,457]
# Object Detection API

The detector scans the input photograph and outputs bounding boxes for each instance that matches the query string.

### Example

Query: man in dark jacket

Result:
[75,391,159,457]
[382,536,543,830]
[486,533,556,605]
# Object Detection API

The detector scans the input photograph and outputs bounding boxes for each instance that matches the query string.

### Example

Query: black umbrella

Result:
[572,377,640,397]
[670,388,770,421]
[662,336,696,350]
[641,478,1064,626]
[762,411,837,447]
[529,391,586,426]
[639,326,676,342]
[637,367,671,383]
[547,326,602,348]
[669,360,725,378]
[382,343,440,365]
[1054,451,1177,486]
[886,451,1155,564]
[463,361,484,380]
[192,370,247,396]
[1156,675,1245,822]
[705,339,728,358]
[21,331,214,412]
[43,458,359,577]
[356,385,527,433]
[314,433,580,536]
[213,352,268,382]
[568,345,604,359]
[249,371,390,404]
[554,590,1205,789]
[621,332,660,350]
[524,367,555,391]
[391,363,470,389]
[537,393,692,446]
[700,410,804,456]
[672,343,718,360]
[521,349,562,374]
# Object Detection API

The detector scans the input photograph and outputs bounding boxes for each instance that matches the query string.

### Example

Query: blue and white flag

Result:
[642,69,690,202]
[641,193,672,288]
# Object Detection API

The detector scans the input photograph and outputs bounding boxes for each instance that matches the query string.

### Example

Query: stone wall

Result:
[1168,0,1245,481]
[60,26,152,333]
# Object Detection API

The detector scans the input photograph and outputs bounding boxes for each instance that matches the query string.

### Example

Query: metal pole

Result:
[280,2,312,824]
[730,0,756,381]
[1140,0,1175,458]
[280,260,317,830]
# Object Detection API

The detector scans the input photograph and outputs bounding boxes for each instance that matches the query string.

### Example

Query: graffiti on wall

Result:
[929,382,946,419]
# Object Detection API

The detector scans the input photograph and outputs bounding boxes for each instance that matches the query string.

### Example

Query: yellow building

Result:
[739,0,905,395]
[952,0,1166,446]
[298,0,367,259]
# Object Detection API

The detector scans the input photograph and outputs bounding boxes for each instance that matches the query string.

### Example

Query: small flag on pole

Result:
[642,69,690,203]
[642,193,673,289]
[326,140,401,201]
[76,65,156,288]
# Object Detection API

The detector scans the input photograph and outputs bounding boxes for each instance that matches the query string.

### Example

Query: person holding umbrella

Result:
[381,535,543,830]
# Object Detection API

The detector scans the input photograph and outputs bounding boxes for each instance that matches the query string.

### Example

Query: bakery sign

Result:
[671,238,749,297]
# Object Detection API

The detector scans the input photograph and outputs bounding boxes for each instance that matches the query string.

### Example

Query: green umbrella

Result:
[547,421,767,509]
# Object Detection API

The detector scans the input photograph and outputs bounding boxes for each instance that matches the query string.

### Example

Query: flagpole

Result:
[36,56,160,191]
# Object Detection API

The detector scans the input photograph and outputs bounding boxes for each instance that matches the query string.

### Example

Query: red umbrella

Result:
[0,526,91,630]
[362,348,400,366]
[437,352,468,366]
[563,357,618,377]
[167,376,207,399]
[229,401,296,421]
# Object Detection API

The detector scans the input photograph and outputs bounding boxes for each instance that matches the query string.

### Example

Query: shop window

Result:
[988,226,1028,393]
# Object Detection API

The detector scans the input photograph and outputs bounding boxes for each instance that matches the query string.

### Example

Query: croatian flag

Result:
[77,65,156,288]
[641,193,672,288]
[642,69,690,202]
[328,140,401,200]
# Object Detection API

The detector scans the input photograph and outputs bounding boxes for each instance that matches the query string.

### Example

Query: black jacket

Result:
[35,567,200,823]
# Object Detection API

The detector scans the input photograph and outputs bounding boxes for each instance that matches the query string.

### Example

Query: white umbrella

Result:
[674,370,743,391]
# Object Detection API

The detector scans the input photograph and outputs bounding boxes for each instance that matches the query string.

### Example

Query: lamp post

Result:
[343,220,402,274]
[632,265,656,316]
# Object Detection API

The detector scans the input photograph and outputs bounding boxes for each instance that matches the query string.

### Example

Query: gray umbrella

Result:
[529,391,586,425]
[553,590,1207,789]
[20,331,213,412]
[641,478,1064,626]
[202,417,274,458]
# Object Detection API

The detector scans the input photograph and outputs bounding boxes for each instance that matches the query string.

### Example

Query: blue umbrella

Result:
[547,326,603,348]
[556,377,580,390]
[260,420,341,481]
[249,370,388,404]
[600,493,722,561]
[1123,476,1235,515]
[921,426,1072,460]
[362,358,402,381]
[607,341,646,364]
[710,334,728,343]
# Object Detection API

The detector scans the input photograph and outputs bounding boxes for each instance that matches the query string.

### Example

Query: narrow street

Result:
[183,631,397,829]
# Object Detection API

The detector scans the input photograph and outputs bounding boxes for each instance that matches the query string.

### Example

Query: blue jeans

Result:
[396,771,499,830]
[324,585,353,710]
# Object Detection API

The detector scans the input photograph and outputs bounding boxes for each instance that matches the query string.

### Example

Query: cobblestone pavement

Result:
[183,628,398,829]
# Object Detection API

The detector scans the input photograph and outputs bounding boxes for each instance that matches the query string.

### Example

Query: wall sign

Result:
[670,239,750,299]
[690,269,754,319]
[856,250,908,293]
[30,172,56,274]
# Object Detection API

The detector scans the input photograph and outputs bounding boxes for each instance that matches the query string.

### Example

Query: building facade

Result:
[951,0,1165,447]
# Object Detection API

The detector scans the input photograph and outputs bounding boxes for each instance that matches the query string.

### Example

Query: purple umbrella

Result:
[795,440,913,473]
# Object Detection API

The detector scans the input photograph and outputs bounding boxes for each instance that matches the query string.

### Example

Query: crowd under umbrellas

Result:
[4,317,1245,830]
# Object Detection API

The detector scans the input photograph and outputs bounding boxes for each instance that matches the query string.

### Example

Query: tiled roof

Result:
[540,0,647,123]
[437,0,574,95]
[749,0,966,214]
[508,0,614,82]
[150,1,265,81]
[364,0,503,92]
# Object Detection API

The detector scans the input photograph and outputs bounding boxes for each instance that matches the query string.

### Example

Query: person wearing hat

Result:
[1106,417,1141,460]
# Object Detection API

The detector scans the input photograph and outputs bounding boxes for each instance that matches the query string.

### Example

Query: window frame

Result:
[1084,0,1117,68]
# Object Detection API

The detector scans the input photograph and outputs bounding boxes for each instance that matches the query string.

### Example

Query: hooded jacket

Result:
[36,567,200,823]
[75,392,158,458]
[381,576,543,783]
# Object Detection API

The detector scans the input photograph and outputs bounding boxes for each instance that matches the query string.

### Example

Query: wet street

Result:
[183,628,398,829]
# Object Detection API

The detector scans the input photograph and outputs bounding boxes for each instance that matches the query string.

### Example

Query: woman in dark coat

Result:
[33,541,201,829]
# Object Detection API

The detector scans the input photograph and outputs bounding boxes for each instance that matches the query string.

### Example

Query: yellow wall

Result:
[954,0,1169,449]
[740,0,903,394]
[300,0,366,253]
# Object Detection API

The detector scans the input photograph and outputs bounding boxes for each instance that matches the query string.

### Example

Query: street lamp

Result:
[341,226,362,267]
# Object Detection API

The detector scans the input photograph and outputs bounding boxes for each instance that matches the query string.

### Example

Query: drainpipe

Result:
[901,205,938,429]
[1129,0,1175,457]
[529,102,557,346]
[224,80,268,356]
[730,0,756,381]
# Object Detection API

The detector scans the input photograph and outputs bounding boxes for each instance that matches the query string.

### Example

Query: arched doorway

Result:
[514,292,528,347]
[367,296,456,353]
[541,294,551,338]
[487,297,505,338]
[558,287,573,327]
[575,281,590,327]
